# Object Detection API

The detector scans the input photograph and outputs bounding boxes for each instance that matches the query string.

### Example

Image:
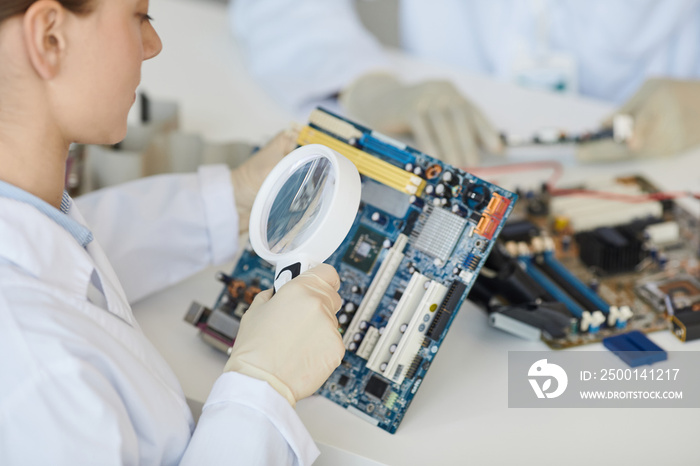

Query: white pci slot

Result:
[366,272,429,374]
[384,281,448,385]
[343,234,409,350]
[356,326,380,360]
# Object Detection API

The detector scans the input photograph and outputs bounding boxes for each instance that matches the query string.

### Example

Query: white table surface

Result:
[133,1,700,465]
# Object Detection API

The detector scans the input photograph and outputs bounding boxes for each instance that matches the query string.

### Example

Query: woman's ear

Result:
[23,1,66,80]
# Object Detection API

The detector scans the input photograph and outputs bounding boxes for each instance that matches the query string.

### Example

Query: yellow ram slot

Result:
[297,126,426,196]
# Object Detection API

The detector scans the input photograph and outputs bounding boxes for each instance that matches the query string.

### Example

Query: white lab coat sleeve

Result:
[75,165,238,304]
[230,0,391,110]
[181,372,320,466]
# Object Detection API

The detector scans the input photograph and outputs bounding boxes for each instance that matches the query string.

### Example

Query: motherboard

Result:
[471,170,700,349]
[185,107,517,433]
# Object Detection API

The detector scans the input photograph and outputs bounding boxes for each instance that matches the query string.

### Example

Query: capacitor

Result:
[435,183,448,197]
[344,302,356,313]
[404,163,414,173]
[400,323,408,333]
[371,211,387,225]
[383,239,392,249]
[359,321,369,331]
[413,166,424,177]
[338,313,349,325]
[451,204,468,217]
[353,333,363,342]
[442,170,458,185]
[424,184,435,196]
[409,195,425,208]
[351,285,362,294]
[380,362,388,372]
[349,342,358,352]
[389,344,397,354]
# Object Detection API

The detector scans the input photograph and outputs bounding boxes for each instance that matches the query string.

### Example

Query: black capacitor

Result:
[442,170,458,185]
[371,211,387,225]
[451,204,468,217]
[435,183,449,198]
[409,195,425,208]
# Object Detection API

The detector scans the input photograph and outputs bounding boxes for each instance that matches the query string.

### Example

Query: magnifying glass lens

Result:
[266,158,335,254]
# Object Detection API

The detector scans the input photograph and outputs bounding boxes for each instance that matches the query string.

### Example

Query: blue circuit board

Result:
[185,108,517,433]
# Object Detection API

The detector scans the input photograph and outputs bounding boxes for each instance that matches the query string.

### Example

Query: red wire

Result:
[464,161,700,203]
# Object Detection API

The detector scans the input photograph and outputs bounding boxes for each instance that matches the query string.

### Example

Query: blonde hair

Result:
[1,0,94,24]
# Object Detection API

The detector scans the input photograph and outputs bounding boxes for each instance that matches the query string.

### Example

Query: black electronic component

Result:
[435,183,449,198]
[672,311,700,342]
[426,280,468,340]
[338,374,350,387]
[393,290,404,301]
[490,302,572,339]
[575,225,644,274]
[442,170,458,186]
[401,209,421,236]
[342,226,385,273]
[365,375,389,399]
[462,182,491,212]
[499,220,539,243]
[476,243,554,305]
[405,355,423,380]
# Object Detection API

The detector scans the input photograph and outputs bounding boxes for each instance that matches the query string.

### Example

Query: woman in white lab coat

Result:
[0,1,343,465]
[231,0,700,164]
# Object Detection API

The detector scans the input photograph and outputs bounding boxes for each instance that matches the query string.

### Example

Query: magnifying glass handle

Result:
[273,257,313,293]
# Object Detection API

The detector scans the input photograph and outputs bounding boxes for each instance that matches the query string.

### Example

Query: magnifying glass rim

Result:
[249,144,360,267]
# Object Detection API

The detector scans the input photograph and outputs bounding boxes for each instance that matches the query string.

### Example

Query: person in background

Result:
[0,1,342,464]
[231,0,700,165]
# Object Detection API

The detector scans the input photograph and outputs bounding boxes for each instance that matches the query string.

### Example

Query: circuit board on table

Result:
[184,107,517,433]
[477,173,700,348]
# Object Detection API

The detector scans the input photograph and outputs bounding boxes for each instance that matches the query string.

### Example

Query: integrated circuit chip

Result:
[342,225,384,273]
[365,375,389,399]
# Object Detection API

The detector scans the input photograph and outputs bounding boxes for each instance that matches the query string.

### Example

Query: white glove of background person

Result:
[230,126,299,232]
[577,78,700,162]
[223,264,345,407]
[340,72,503,167]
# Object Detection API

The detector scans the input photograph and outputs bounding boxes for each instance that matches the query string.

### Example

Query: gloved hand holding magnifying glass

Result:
[224,144,362,406]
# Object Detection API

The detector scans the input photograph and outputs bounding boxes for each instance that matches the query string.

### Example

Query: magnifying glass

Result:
[249,144,362,292]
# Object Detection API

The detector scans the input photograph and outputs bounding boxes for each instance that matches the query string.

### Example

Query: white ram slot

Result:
[366,272,429,374]
[385,281,448,385]
[343,234,408,349]
[356,326,380,360]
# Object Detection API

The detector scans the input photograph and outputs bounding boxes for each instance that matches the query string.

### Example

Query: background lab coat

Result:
[0,165,319,465]
[231,0,700,109]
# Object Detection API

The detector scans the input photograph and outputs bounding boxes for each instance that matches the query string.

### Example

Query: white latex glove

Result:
[230,126,300,232]
[223,264,345,407]
[339,72,503,167]
[577,78,700,162]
